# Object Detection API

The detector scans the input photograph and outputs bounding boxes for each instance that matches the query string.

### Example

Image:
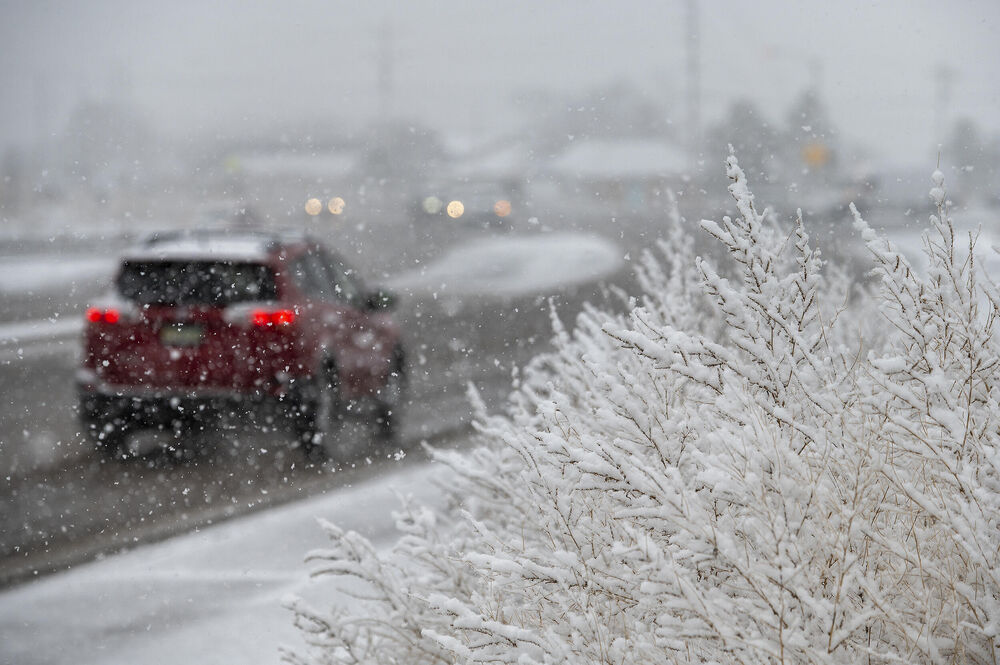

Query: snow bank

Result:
[0,255,115,295]
[0,317,81,344]
[389,232,623,297]
[0,461,445,665]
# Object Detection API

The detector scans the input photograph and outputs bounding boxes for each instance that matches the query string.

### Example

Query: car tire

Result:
[298,363,346,462]
[79,395,129,461]
[375,346,407,443]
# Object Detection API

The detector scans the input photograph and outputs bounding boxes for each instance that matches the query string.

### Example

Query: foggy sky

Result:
[1,0,999,165]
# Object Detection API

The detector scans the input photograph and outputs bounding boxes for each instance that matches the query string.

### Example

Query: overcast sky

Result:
[1,0,998,165]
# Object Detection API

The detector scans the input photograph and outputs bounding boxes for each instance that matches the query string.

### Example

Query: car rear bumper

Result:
[76,368,304,423]
[76,367,300,399]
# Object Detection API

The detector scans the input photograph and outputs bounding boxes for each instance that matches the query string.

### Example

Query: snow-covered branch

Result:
[286,156,1000,665]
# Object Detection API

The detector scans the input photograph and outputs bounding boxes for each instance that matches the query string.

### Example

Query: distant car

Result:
[415,180,519,231]
[76,229,405,460]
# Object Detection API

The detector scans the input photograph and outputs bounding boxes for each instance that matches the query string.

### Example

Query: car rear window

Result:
[116,261,277,306]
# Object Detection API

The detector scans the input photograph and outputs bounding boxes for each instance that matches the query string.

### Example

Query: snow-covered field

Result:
[0,460,444,665]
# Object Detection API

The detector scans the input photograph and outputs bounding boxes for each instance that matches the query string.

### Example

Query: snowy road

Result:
[0,229,628,589]
[0,231,623,472]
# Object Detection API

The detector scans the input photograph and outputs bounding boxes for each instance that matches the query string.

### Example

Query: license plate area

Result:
[159,323,204,347]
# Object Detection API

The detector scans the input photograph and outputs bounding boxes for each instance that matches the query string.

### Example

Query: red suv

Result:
[76,229,405,460]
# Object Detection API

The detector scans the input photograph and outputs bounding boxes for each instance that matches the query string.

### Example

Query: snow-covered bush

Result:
[284,156,1000,664]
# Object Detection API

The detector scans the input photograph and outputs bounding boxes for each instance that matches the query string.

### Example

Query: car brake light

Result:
[252,309,296,326]
[273,309,295,325]
[86,307,121,324]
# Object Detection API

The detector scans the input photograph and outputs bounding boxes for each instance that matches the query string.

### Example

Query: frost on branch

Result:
[285,156,1000,665]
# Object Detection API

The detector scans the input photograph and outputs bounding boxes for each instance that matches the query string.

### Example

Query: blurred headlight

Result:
[304,198,323,216]
[494,200,511,217]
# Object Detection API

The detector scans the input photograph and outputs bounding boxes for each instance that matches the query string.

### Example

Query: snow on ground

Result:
[877,212,1000,278]
[0,317,82,344]
[389,232,623,298]
[0,460,446,665]
[0,255,116,295]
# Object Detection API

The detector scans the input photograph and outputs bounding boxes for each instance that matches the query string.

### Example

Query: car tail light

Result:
[252,309,296,327]
[223,303,297,327]
[272,309,295,325]
[86,307,122,324]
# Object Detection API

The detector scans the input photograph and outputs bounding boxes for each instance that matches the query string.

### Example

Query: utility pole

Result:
[685,0,701,164]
